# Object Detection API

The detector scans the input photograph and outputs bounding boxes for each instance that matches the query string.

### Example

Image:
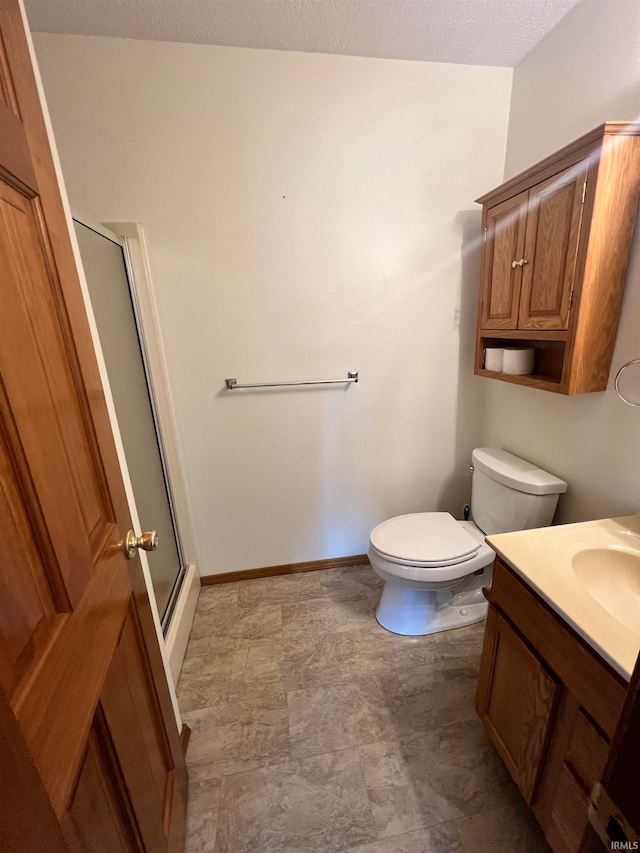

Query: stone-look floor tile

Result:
[455,798,551,853]
[177,652,234,713]
[334,628,421,677]
[382,623,484,672]
[183,694,290,779]
[397,657,480,731]
[431,622,486,657]
[215,748,376,853]
[317,565,383,602]
[180,573,541,852]
[228,637,286,703]
[359,720,514,839]
[288,674,413,759]
[281,633,343,691]
[282,595,377,640]
[186,750,292,785]
[188,758,225,784]
[333,621,479,678]
[191,602,282,648]
[184,628,241,660]
[345,821,464,853]
[190,605,240,643]
[313,596,379,634]
[281,601,321,642]
[234,603,283,640]
[237,571,324,607]
[186,776,221,853]
[197,583,239,612]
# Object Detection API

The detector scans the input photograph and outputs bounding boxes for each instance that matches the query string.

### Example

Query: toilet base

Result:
[375,580,488,636]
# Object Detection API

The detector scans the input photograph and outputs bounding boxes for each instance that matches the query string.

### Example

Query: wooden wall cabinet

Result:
[474,122,640,394]
[476,559,628,853]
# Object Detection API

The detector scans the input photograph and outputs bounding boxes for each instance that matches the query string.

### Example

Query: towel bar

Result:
[224,371,358,390]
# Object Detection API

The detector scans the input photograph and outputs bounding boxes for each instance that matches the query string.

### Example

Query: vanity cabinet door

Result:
[518,160,589,331]
[535,700,610,853]
[479,190,529,329]
[476,605,559,803]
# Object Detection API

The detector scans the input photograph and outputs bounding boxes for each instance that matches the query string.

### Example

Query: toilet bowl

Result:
[368,448,568,636]
[369,514,494,635]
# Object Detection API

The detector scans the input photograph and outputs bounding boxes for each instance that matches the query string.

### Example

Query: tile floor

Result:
[178,565,551,853]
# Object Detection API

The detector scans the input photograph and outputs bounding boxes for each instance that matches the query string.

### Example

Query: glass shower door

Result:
[74,218,184,626]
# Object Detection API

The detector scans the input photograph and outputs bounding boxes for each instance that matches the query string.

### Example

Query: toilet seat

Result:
[368,515,494,584]
[370,512,481,567]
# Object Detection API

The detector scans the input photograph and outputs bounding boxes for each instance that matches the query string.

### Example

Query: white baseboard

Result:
[165,564,200,685]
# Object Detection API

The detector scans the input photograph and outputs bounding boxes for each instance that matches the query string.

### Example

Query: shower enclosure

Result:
[73,216,185,628]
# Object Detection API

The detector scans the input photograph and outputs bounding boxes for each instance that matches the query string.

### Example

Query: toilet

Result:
[368,447,567,636]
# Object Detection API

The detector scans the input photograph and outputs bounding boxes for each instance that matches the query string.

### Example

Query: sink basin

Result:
[572,547,640,633]
[487,514,640,680]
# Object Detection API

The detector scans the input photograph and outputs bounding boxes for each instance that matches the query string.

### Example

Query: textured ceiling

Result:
[24,0,582,67]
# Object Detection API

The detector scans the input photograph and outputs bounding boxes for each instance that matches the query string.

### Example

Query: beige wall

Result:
[33,33,512,573]
[479,0,640,524]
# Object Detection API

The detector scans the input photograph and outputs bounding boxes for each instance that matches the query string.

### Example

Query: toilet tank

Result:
[471,448,568,535]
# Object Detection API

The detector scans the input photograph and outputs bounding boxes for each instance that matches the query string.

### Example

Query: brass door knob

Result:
[511,258,529,268]
[123,529,159,560]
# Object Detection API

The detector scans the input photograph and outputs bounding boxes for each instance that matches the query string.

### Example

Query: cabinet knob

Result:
[511,258,529,269]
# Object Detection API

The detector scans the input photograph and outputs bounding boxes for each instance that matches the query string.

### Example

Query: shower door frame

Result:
[72,212,199,642]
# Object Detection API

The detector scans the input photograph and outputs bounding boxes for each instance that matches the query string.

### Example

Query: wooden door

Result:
[0,2,187,851]
[518,160,588,330]
[479,190,529,329]
[476,605,559,803]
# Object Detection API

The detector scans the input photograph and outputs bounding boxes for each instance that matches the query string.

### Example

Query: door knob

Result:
[123,529,158,560]
[511,258,529,268]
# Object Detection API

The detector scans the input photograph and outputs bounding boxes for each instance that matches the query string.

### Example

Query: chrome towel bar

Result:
[225,371,358,390]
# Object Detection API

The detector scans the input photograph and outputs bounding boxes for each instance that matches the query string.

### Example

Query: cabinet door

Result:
[549,719,609,853]
[479,190,529,329]
[518,160,589,330]
[476,605,559,803]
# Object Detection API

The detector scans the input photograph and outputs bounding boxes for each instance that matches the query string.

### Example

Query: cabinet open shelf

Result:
[477,333,566,392]
[476,368,563,393]
[479,329,568,341]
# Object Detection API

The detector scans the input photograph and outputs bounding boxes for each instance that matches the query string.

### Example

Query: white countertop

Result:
[486,514,640,682]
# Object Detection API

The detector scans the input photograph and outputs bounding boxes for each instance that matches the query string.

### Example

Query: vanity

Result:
[475,515,640,853]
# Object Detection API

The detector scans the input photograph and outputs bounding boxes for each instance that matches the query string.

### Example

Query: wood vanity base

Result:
[476,558,627,853]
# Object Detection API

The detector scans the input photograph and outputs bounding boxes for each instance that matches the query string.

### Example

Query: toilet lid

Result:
[369,512,481,565]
